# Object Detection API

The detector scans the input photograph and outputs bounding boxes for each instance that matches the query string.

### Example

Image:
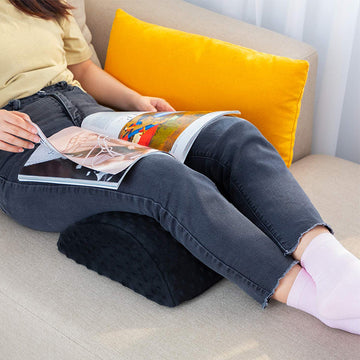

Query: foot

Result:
[287,232,360,335]
[287,267,360,335]
[301,233,360,321]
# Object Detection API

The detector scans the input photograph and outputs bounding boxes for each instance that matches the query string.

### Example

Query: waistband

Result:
[2,81,76,111]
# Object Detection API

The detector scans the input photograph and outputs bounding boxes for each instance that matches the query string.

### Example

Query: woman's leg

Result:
[185,116,333,256]
[0,86,299,310]
[185,116,360,334]
[1,152,301,309]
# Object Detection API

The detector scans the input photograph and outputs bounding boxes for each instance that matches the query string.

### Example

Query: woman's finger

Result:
[159,99,175,112]
[11,111,32,123]
[0,140,25,153]
[0,111,40,144]
[0,110,40,152]
[0,131,36,149]
[1,110,38,134]
[165,102,176,111]
[151,98,176,112]
[1,122,40,143]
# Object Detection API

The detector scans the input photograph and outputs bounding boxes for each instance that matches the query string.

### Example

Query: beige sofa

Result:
[1,0,359,358]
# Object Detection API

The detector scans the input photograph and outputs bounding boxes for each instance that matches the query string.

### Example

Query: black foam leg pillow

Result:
[57,212,223,307]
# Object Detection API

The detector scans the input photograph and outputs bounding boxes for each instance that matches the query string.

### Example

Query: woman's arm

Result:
[68,60,175,112]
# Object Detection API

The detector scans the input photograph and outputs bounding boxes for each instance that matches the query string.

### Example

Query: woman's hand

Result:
[132,96,176,112]
[0,110,40,153]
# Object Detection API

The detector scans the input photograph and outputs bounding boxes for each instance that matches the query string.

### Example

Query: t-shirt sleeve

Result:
[60,14,93,65]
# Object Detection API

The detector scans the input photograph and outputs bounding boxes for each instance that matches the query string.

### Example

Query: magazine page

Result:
[31,122,159,175]
[31,123,62,154]
[169,111,240,162]
[18,143,125,189]
[18,141,169,189]
[41,126,161,175]
[82,110,240,162]
[81,111,149,138]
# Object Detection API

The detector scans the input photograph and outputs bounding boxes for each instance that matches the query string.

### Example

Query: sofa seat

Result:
[0,154,359,359]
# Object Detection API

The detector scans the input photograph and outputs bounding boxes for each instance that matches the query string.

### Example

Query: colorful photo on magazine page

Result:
[119,111,213,152]
[49,127,158,174]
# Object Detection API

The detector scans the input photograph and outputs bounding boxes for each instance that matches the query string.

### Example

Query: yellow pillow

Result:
[105,9,309,167]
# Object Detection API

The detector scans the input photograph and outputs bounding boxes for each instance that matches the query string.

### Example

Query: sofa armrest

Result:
[85,0,317,163]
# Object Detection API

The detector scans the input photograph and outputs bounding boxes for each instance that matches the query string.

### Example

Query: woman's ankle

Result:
[271,226,331,304]
[271,264,302,303]
[292,225,330,261]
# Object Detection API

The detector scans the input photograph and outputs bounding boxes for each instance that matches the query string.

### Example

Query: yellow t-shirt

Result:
[0,0,93,108]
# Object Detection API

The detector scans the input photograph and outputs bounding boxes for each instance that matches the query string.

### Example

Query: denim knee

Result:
[125,153,217,195]
[187,116,275,165]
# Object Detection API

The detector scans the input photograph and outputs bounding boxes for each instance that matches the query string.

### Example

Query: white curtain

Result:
[185,0,360,164]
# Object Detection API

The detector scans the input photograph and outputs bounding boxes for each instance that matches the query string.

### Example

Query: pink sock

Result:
[289,232,360,335]
[286,268,318,317]
[287,267,360,334]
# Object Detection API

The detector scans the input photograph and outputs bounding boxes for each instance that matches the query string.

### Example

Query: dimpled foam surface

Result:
[57,212,223,307]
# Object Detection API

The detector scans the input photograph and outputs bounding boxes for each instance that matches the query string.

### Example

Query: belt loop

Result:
[10,99,21,111]
[56,81,68,89]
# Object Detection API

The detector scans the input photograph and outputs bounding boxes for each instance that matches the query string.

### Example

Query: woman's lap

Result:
[0,82,113,181]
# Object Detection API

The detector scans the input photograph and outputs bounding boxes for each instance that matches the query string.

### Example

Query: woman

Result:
[1,0,359,335]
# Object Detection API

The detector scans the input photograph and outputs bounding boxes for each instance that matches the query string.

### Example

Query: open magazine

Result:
[18,110,240,189]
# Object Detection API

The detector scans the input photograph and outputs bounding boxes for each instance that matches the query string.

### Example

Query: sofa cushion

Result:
[289,154,360,241]
[57,211,223,307]
[105,8,309,167]
[1,155,359,359]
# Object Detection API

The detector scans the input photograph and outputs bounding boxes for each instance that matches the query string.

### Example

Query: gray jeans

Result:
[0,82,332,308]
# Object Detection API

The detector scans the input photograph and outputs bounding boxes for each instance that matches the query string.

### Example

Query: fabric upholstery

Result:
[57,212,223,307]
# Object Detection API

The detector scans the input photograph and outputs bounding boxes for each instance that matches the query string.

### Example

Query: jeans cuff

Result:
[261,258,299,309]
[284,222,334,256]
